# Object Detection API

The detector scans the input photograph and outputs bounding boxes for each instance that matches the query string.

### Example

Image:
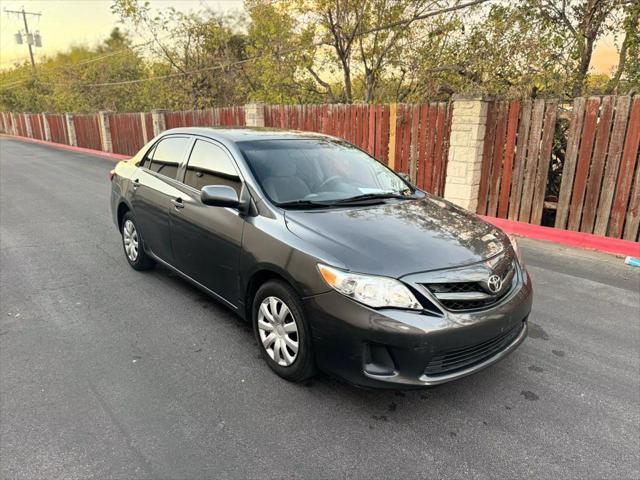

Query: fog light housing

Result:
[363,343,397,376]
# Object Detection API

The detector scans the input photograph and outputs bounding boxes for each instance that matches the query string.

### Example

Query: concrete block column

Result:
[151,109,168,136]
[65,113,78,146]
[140,112,149,144]
[24,114,33,138]
[443,94,491,211]
[41,113,52,142]
[97,111,113,152]
[244,103,265,127]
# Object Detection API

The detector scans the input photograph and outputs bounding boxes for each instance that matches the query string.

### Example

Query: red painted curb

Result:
[482,215,640,257]
[1,134,129,161]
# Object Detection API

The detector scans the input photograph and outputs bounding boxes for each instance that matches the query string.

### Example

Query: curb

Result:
[2,133,638,257]
[482,215,640,258]
[1,134,129,161]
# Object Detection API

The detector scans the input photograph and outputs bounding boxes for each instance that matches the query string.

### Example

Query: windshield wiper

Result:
[277,199,335,209]
[333,192,413,204]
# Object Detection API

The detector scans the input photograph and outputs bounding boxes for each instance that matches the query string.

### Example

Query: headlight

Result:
[507,234,524,266]
[317,264,422,310]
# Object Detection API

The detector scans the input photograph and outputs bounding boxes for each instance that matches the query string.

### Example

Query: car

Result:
[110,127,532,388]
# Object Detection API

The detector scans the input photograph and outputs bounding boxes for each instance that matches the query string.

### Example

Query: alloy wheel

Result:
[123,219,139,262]
[257,296,299,366]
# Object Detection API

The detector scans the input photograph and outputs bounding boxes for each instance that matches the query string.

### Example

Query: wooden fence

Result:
[477,96,639,241]
[0,96,637,241]
[264,102,452,195]
[73,114,102,151]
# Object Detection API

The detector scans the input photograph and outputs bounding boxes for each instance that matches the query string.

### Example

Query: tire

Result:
[121,211,155,271]
[252,280,316,382]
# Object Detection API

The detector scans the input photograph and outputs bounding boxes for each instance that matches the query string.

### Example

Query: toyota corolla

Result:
[110,127,532,388]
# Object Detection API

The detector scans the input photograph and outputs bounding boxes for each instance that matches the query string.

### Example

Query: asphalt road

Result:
[1,137,639,480]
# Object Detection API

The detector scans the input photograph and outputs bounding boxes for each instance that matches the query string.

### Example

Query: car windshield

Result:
[238,139,412,206]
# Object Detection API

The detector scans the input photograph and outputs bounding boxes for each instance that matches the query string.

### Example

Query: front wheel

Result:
[121,212,155,271]
[252,280,316,382]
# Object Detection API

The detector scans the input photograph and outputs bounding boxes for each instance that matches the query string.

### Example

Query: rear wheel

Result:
[253,280,315,382]
[121,212,155,271]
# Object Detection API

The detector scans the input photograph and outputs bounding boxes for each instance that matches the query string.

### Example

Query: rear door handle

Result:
[171,198,185,209]
[132,179,140,189]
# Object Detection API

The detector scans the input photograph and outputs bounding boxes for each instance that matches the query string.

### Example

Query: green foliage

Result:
[0,0,630,112]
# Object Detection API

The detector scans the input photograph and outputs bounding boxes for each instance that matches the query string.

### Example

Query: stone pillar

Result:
[41,113,52,142]
[443,94,491,212]
[65,113,78,146]
[97,111,113,152]
[10,113,18,136]
[24,113,33,138]
[0,112,8,134]
[140,112,149,144]
[151,109,167,136]
[244,103,265,127]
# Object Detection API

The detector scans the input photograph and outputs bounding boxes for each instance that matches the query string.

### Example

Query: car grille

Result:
[421,250,516,312]
[424,323,523,377]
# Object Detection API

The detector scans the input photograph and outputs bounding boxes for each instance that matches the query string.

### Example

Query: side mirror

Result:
[200,185,239,208]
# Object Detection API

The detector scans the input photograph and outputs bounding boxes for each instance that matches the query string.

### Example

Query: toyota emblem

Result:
[487,274,503,293]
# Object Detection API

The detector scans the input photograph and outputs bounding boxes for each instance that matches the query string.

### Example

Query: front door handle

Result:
[171,198,185,209]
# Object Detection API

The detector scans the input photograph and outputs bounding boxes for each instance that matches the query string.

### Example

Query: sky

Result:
[0,0,244,68]
[0,0,620,74]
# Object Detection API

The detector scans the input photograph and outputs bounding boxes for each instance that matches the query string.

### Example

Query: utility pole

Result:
[5,7,42,71]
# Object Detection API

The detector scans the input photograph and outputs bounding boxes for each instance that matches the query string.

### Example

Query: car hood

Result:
[284,196,509,278]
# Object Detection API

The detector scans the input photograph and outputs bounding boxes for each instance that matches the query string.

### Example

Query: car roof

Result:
[163,127,333,144]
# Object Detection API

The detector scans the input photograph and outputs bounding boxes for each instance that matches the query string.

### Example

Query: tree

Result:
[111,0,251,108]
[292,0,491,103]
[525,0,627,97]
[607,0,639,93]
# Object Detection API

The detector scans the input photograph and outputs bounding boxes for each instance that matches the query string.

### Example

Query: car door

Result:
[130,135,192,263]
[169,138,245,306]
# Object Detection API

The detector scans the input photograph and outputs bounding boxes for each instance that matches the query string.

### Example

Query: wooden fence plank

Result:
[432,103,448,195]
[409,104,420,183]
[519,98,546,223]
[609,96,640,238]
[498,101,521,218]
[423,103,438,192]
[508,100,532,220]
[623,163,640,241]
[401,105,411,173]
[438,102,453,196]
[416,104,429,189]
[567,97,601,230]
[594,96,631,236]
[387,103,398,169]
[477,100,498,215]
[531,100,558,225]
[555,97,587,229]
[368,106,376,155]
[580,96,614,233]
[487,101,508,217]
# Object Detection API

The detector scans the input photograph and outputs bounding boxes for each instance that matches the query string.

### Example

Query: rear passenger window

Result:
[148,137,190,179]
[183,140,241,193]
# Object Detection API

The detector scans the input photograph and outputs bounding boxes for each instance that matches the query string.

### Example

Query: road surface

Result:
[1,138,639,479]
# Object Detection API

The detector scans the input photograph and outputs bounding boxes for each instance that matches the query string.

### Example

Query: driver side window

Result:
[183,139,242,194]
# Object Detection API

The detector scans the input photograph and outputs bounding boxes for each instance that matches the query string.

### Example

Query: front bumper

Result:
[303,266,532,389]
